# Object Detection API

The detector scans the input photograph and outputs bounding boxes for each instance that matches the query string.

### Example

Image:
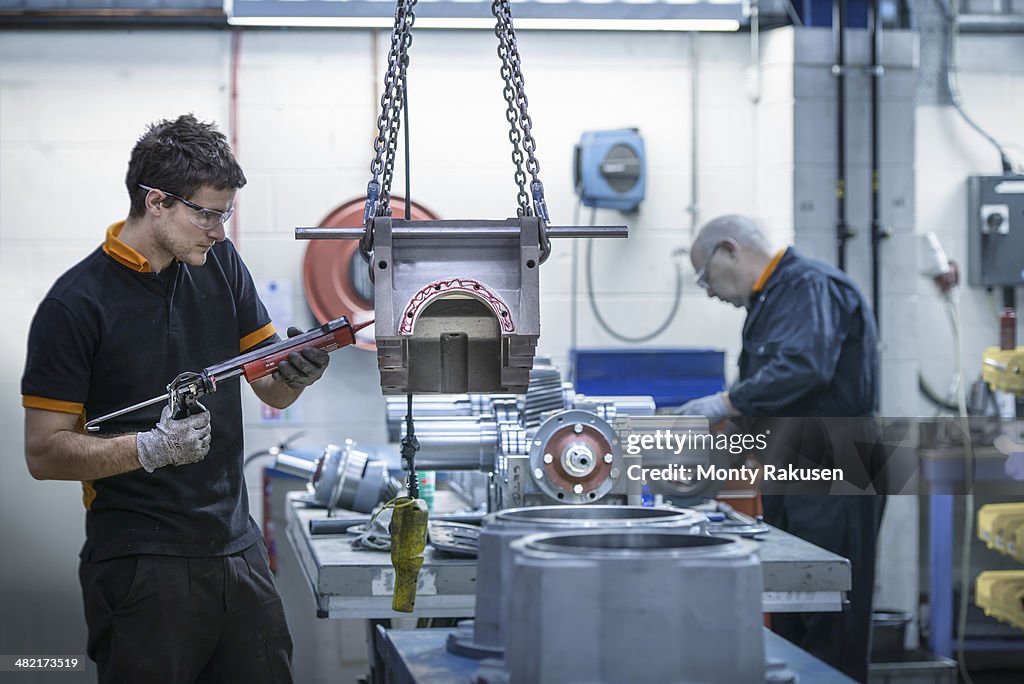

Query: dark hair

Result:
[125,114,246,218]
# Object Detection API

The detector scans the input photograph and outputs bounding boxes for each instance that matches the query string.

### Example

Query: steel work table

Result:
[375,626,857,684]
[286,492,851,619]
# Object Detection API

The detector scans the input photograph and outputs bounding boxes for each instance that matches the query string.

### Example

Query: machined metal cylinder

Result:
[446,505,707,660]
[397,416,499,471]
[505,531,764,684]
[574,394,657,420]
[273,451,319,480]
[385,394,476,441]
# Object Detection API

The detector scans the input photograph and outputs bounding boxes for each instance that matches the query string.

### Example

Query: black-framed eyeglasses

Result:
[138,184,234,229]
[694,242,723,290]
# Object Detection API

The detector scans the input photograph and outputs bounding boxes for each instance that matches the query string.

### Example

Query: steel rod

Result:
[296,225,629,240]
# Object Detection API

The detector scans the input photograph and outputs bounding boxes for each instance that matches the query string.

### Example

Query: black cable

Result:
[403,74,411,220]
[243,451,275,469]
[242,431,307,468]
[570,195,581,363]
[918,373,961,413]
[398,77,418,500]
[584,207,683,344]
[930,0,1015,173]
[401,392,419,499]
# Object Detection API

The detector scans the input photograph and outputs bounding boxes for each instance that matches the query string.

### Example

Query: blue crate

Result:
[571,348,726,409]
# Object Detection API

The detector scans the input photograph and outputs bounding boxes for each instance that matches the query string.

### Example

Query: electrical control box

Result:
[573,129,646,212]
[968,174,1024,287]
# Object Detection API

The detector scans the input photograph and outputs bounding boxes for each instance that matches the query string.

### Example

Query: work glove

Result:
[677,392,730,419]
[995,433,1024,481]
[136,403,211,473]
[273,326,330,390]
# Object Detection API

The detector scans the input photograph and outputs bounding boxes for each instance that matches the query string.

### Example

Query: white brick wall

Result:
[916,34,1024,414]
[2,24,1022,675]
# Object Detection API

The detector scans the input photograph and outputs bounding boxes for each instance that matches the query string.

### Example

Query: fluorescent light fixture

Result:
[229,0,745,31]
[227,15,740,30]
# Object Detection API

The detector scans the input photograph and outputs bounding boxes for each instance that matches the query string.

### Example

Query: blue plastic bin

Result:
[571,348,726,409]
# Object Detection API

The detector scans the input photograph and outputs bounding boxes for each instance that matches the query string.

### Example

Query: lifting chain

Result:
[492,0,551,260]
[361,0,418,259]
[360,0,551,262]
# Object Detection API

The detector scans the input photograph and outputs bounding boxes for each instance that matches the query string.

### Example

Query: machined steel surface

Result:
[448,505,707,659]
[285,493,851,619]
[378,627,856,684]
[371,217,541,394]
[397,416,500,472]
[297,219,626,395]
[528,409,622,505]
[501,531,764,684]
[275,441,399,515]
[380,366,678,509]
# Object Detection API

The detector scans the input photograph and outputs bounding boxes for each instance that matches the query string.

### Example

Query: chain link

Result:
[492,0,550,227]
[363,0,551,260]
[493,3,531,218]
[363,0,418,240]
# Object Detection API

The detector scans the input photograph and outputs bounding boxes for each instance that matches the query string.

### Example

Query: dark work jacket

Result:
[730,248,879,418]
[729,249,883,491]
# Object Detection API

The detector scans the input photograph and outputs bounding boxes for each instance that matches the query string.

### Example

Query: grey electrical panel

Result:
[968,174,1024,287]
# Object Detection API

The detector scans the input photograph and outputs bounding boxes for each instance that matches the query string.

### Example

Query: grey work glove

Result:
[995,433,1024,481]
[273,326,330,390]
[136,403,212,473]
[677,392,730,419]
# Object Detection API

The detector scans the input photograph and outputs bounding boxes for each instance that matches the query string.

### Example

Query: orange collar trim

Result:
[752,249,786,293]
[102,221,151,273]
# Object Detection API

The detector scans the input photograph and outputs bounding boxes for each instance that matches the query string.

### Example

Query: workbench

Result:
[286,492,852,619]
[374,626,858,683]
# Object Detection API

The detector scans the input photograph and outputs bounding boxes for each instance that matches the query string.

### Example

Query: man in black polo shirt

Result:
[22,114,327,683]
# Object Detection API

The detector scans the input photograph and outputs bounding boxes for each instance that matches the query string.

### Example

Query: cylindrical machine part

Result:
[529,410,620,504]
[275,442,400,514]
[446,505,707,660]
[576,395,657,419]
[385,394,476,441]
[503,531,764,684]
[520,361,567,428]
[273,451,318,480]
[398,416,499,471]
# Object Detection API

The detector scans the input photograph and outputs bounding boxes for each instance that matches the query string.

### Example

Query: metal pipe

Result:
[869,0,884,329]
[833,0,850,271]
[585,396,658,416]
[272,452,318,480]
[397,416,499,471]
[958,14,1024,33]
[688,32,700,238]
[385,394,491,441]
[295,225,629,240]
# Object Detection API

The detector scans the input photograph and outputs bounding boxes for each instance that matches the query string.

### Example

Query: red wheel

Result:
[302,196,439,350]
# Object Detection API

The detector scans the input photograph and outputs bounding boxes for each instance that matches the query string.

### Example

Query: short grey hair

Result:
[694,214,772,256]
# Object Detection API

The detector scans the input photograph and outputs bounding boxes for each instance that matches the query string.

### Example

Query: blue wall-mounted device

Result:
[574,128,646,212]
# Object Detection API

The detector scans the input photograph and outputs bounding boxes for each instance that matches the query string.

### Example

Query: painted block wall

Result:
[2,24,1022,678]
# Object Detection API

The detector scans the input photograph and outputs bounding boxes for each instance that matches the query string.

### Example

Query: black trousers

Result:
[762,495,886,684]
[79,541,293,684]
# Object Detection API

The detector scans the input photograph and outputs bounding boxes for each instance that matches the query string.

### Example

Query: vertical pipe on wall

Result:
[833,0,850,271]
[869,0,884,329]
[689,32,700,237]
[230,28,243,249]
